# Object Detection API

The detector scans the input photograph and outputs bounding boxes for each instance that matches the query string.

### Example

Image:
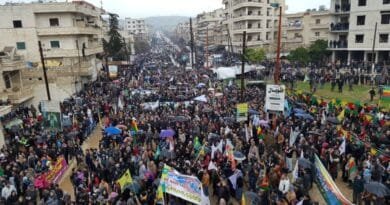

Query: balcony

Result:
[328,40,348,50]
[33,2,101,17]
[7,86,34,105]
[330,23,349,33]
[0,55,24,72]
[37,26,101,36]
[233,14,262,22]
[310,36,328,42]
[247,40,269,47]
[232,27,263,34]
[44,46,103,58]
[286,25,303,30]
[282,37,303,43]
[232,0,264,10]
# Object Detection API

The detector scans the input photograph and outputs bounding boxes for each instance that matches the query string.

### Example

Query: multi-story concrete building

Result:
[283,10,331,52]
[222,0,286,53]
[329,0,390,66]
[174,22,191,43]
[124,18,148,41]
[195,8,225,50]
[0,0,104,106]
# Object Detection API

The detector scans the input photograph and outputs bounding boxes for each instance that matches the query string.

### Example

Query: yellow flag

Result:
[117,169,133,190]
[337,109,345,122]
[241,193,246,205]
[370,148,378,156]
[156,184,164,202]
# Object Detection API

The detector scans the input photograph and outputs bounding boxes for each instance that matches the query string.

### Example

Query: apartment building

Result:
[195,8,225,50]
[329,0,390,66]
[222,0,286,53]
[0,0,104,106]
[124,18,148,41]
[284,10,331,52]
[175,22,191,43]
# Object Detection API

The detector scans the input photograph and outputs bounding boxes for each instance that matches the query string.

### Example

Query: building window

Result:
[16,42,26,50]
[384,0,390,4]
[315,19,321,24]
[13,20,22,28]
[49,18,59,27]
[3,75,11,89]
[355,34,364,43]
[382,14,390,24]
[50,41,60,48]
[379,34,389,43]
[315,32,320,37]
[258,23,261,28]
[357,15,366,25]
[358,0,366,6]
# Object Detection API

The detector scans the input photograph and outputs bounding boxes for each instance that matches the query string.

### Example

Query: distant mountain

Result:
[145,16,190,32]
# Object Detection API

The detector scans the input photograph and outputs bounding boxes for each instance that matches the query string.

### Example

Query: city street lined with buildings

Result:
[0,0,388,205]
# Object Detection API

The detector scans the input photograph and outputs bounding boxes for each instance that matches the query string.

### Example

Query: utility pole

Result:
[189,18,195,69]
[241,31,246,102]
[371,22,378,75]
[38,41,51,101]
[76,40,81,92]
[274,6,282,84]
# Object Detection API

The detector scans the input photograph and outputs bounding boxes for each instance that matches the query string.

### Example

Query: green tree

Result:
[287,47,310,65]
[244,48,266,64]
[134,40,151,54]
[308,39,331,66]
[104,13,126,60]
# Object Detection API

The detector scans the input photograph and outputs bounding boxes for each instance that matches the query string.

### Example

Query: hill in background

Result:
[145,16,189,32]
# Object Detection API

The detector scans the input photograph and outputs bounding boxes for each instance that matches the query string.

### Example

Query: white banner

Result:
[265,84,286,112]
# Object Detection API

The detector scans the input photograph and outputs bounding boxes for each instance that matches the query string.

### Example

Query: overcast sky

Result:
[0,0,330,18]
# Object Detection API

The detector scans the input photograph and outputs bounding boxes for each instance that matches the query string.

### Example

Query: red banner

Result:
[34,156,68,188]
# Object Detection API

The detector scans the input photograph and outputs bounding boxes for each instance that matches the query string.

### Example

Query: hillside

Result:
[145,16,190,32]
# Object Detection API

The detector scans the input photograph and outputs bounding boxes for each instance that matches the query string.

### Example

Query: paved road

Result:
[58,126,103,201]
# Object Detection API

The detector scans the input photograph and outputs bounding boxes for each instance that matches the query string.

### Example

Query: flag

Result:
[194,136,201,151]
[292,160,299,182]
[347,158,357,179]
[118,96,123,110]
[337,109,345,122]
[208,161,218,171]
[257,127,264,140]
[241,192,247,205]
[211,140,223,159]
[289,128,299,147]
[154,146,161,160]
[131,120,138,132]
[228,170,242,190]
[321,111,326,125]
[116,169,133,190]
[370,148,378,156]
[339,138,346,155]
[156,184,164,204]
[245,124,250,142]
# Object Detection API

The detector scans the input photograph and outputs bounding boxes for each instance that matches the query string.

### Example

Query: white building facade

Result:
[195,8,225,50]
[329,0,390,67]
[124,18,148,41]
[222,0,286,53]
[0,1,104,106]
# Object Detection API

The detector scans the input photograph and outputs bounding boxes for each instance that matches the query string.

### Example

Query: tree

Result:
[287,47,310,65]
[103,13,126,60]
[134,40,151,54]
[245,48,266,64]
[308,39,331,66]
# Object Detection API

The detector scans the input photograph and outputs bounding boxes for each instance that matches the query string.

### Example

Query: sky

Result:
[0,0,330,18]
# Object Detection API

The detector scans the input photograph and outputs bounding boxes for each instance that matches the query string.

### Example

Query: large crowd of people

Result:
[0,34,388,205]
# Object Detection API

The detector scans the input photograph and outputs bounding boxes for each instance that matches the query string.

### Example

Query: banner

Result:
[380,86,390,108]
[160,165,210,205]
[35,156,68,188]
[265,84,286,112]
[40,100,62,130]
[108,65,118,79]
[314,155,352,205]
[236,103,248,122]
